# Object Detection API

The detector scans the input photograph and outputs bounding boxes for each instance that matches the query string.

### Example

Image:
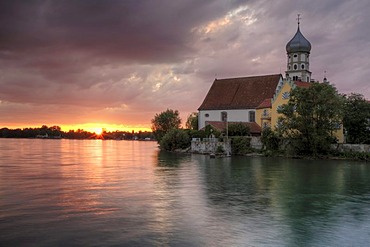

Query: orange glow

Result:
[1,123,152,133]
[61,123,152,133]
[93,127,103,135]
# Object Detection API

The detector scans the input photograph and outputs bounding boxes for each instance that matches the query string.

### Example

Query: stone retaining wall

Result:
[191,136,263,154]
[331,144,370,153]
[191,138,231,154]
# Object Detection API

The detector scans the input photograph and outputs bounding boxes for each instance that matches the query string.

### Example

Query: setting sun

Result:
[93,128,103,135]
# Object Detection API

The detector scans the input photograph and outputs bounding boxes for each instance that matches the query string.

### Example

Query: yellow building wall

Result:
[334,126,345,143]
[256,107,272,129]
[270,79,344,143]
[271,80,293,129]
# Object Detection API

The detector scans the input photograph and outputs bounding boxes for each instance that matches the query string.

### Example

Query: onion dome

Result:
[286,26,311,53]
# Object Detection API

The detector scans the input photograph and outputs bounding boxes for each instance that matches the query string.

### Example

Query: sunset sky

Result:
[1,0,369,132]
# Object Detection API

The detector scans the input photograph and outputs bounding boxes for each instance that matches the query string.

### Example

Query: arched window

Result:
[301,64,305,69]
[294,64,298,70]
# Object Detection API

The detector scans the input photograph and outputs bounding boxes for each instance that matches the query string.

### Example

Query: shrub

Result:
[227,123,250,136]
[231,137,252,155]
[261,127,280,151]
[160,129,191,151]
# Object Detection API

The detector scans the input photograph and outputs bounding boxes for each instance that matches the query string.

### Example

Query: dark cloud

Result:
[0,0,369,128]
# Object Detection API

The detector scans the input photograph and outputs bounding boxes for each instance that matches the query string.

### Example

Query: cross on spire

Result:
[297,14,301,26]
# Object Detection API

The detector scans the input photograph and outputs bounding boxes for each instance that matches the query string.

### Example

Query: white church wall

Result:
[198,109,255,129]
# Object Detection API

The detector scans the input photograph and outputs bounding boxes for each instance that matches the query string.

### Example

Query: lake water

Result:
[0,139,369,246]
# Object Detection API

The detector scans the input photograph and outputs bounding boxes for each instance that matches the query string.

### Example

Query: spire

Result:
[286,14,311,53]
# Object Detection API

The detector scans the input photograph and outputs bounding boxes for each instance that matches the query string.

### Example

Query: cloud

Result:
[0,0,369,128]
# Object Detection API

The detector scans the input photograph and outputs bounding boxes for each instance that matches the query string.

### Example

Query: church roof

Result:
[294,81,311,88]
[204,121,262,134]
[198,74,282,110]
[256,98,272,109]
[286,26,311,53]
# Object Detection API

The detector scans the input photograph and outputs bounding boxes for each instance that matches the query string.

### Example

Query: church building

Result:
[198,18,344,143]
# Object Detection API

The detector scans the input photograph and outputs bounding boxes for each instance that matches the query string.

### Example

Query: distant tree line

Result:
[0,125,154,140]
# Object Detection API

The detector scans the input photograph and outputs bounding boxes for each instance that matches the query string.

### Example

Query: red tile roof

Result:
[198,74,282,110]
[204,121,262,134]
[256,98,272,109]
[294,81,311,88]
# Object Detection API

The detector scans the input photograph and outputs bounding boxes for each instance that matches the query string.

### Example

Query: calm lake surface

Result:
[0,139,369,247]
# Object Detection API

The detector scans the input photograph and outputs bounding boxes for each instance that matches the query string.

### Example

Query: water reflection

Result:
[0,139,369,246]
[193,155,370,246]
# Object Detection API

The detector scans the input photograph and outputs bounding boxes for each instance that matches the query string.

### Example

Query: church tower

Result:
[285,15,312,82]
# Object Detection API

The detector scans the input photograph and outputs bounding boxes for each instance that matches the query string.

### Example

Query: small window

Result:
[293,54,298,58]
[263,109,269,117]
[282,92,290,99]
[221,111,227,122]
[249,111,255,122]
[288,65,291,70]
[263,122,269,129]
[205,113,209,117]
[294,64,298,70]
[301,64,305,69]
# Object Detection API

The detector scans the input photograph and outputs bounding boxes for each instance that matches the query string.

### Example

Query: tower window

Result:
[301,64,305,69]
[294,64,298,70]
[288,65,291,70]
[294,54,298,58]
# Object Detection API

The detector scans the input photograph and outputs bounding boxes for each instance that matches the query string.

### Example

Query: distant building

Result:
[198,17,344,143]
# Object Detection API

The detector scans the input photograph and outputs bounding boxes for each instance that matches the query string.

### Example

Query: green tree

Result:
[185,112,198,130]
[159,129,190,151]
[343,93,370,144]
[261,127,280,151]
[230,137,252,155]
[278,82,344,156]
[151,109,181,142]
[227,123,250,136]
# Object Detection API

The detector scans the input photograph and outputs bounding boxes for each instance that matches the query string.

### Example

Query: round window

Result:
[294,64,298,70]
[301,64,305,69]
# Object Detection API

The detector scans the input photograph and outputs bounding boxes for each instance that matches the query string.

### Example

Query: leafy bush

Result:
[261,127,280,151]
[159,129,191,151]
[231,137,252,155]
[151,109,181,143]
[186,129,207,139]
[227,123,250,136]
[204,125,221,138]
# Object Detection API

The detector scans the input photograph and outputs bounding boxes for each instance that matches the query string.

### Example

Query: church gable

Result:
[198,74,282,111]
